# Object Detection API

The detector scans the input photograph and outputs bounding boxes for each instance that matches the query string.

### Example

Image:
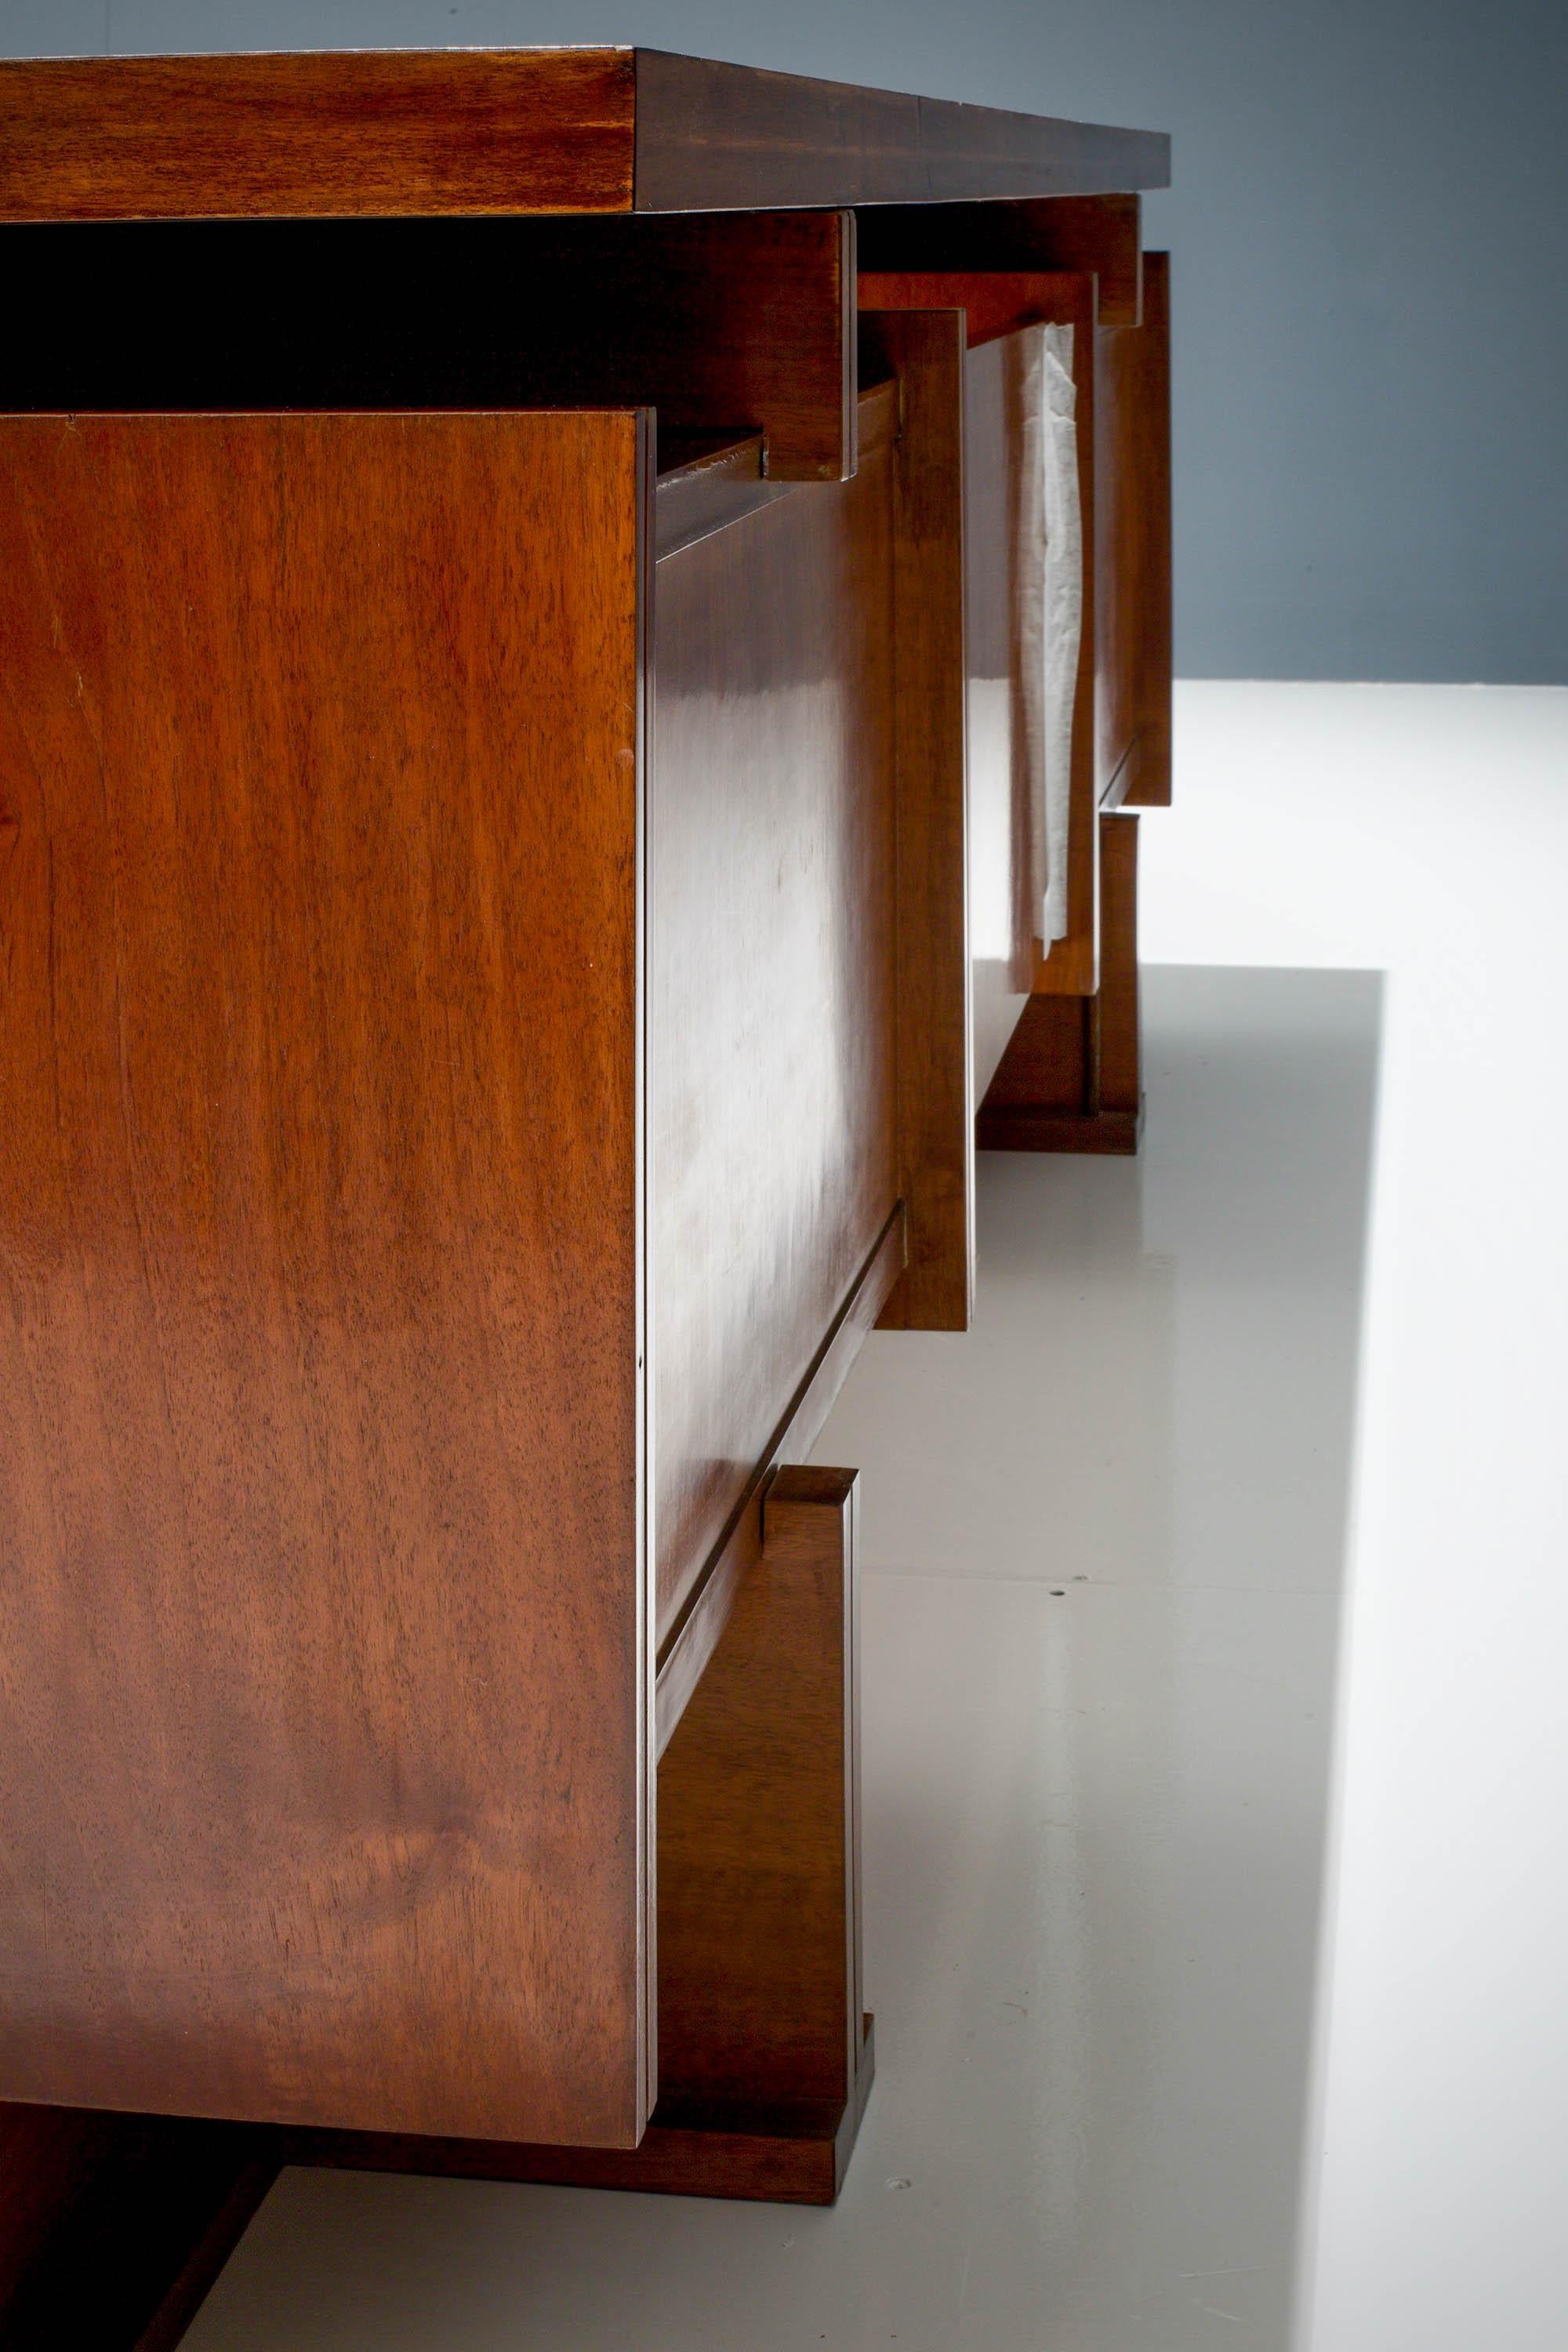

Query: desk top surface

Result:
[0,46,1169,223]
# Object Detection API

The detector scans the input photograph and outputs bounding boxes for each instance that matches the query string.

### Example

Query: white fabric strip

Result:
[1017,324,1083,947]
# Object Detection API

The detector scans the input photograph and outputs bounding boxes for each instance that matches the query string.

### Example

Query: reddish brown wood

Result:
[977,811,1142,1152]
[858,193,1143,325]
[0,409,652,2147]
[861,309,975,1333]
[634,51,1167,210]
[659,1467,863,2115]
[0,209,856,482]
[0,2101,278,2350]
[859,267,1063,350]
[0,48,1168,225]
[655,1207,904,1758]
[650,413,899,1648]
[1098,252,1173,807]
[0,46,639,220]
[291,1465,872,2207]
[285,2062,873,2207]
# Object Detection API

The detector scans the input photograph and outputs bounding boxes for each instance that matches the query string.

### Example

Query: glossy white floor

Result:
[189,684,1568,2352]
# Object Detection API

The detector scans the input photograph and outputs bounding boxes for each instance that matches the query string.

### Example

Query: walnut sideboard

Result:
[0,47,1172,2346]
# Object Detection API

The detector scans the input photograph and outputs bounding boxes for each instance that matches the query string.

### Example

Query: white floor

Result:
[188,683,1568,2352]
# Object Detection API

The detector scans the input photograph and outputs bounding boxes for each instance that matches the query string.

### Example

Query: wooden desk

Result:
[0,48,1171,2344]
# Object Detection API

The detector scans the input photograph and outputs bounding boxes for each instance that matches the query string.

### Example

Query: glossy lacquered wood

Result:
[0,410,652,2147]
[978,811,1142,1152]
[862,310,975,1333]
[0,45,1178,2341]
[0,46,638,220]
[0,47,1170,223]
[0,1457,873,2352]
[633,53,1167,210]
[0,209,855,481]
[659,1466,865,2128]
[858,192,1143,326]
[1098,253,1173,808]
[649,419,899,1646]
[655,1207,904,1758]
[290,1465,872,2208]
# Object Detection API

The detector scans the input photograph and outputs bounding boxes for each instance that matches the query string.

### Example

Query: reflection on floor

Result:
[188,963,1380,2352]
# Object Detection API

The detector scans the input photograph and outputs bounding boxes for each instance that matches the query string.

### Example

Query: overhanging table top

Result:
[0,46,1170,222]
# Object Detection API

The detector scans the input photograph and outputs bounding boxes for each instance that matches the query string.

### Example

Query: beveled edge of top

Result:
[0,45,1169,223]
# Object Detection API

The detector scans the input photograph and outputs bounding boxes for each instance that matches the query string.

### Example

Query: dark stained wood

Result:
[0,46,639,220]
[0,208,856,482]
[861,309,975,1333]
[860,266,1075,350]
[655,1207,905,1758]
[659,1466,864,2120]
[650,418,900,1648]
[0,2102,278,2351]
[0,49,1168,225]
[978,811,1142,1152]
[286,2049,873,2206]
[1095,815,1144,1124]
[0,410,653,2147]
[858,193,1143,326]
[292,1465,873,2207]
[633,51,1167,212]
[1098,252,1173,807]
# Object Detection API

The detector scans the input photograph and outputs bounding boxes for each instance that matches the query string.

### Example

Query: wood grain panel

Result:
[0,209,855,482]
[0,48,1168,225]
[633,51,1169,210]
[1097,252,1173,808]
[654,1207,903,1757]
[657,1468,863,2116]
[650,442,899,1646]
[292,1466,873,2208]
[858,193,1142,326]
[0,46,638,220]
[861,310,975,1333]
[858,266,1082,350]
[0,410,652,2147]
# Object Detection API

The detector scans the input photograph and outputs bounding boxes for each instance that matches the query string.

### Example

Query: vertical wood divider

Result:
[864,309,975,1331]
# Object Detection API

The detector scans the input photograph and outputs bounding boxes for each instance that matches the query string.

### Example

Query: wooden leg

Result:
[976,811,1143,1153]
[0,2103,278,2351]
[287,1465,873,2205]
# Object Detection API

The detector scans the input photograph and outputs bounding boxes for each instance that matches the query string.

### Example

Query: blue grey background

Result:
[5,0,1565,681]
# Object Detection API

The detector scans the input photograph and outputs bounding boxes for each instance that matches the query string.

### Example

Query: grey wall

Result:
[5,0,1565,681]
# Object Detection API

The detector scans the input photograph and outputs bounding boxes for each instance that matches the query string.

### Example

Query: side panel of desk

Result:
[650,445,899,1647]
[0,408,653,2151]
